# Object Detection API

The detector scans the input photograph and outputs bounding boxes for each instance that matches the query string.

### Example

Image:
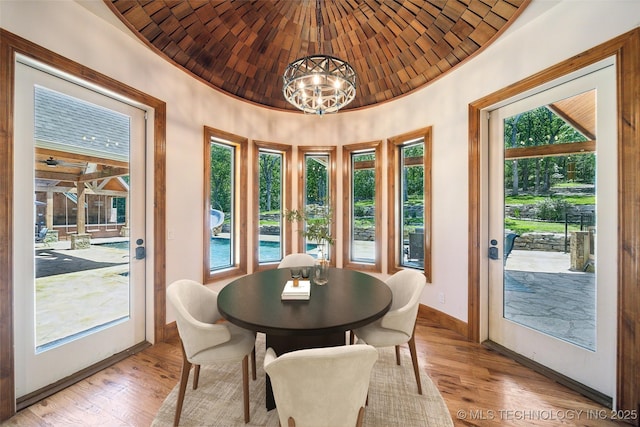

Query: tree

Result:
[402,143,424,202]
[259,152,281,211]
[352,153,375,201]
[305,155,328,204]
[210,143,232,213]
[503,105,591,193]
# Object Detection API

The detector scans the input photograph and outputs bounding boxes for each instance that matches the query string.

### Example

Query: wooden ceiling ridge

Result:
[105,0,530,111]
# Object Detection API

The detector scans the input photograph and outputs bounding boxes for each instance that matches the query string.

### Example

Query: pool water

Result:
[211,238,282,268]
[210,238,318,269]
[96,241,130,251]
[98,239,316,269]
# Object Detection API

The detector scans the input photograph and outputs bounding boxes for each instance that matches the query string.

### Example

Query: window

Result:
[297,146,337,265]
[253,141,292,270]
[204,127,247,282]
[388,127,432,281]
[342,141,382,271]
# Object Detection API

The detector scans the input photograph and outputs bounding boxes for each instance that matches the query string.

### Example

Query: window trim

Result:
[203,126,248,282]
[297,146,337,266]
[252,140,292,271]
[341,141,382,271]
[387,127,432,281]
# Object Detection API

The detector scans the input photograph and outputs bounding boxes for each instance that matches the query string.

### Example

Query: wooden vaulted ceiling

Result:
[105,0,529,112]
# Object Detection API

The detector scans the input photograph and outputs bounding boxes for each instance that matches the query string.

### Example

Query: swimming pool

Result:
[95,241,129,251]
[97,239,313,269]
[211,238,282,268]
[210,238,318,269]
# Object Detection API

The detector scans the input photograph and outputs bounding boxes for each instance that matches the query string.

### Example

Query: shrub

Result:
[354,205,367,217]
[534,197,572,221]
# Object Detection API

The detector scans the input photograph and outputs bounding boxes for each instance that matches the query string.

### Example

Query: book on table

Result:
[281,280,311,300]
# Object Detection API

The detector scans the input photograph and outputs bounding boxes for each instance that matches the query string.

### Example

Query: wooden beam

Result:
[79,168,129,182]
[547,104,596,141]
[35,147,128,169]
[35,171,79,181]
[504,140,596,160]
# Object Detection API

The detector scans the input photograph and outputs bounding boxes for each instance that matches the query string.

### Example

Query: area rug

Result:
[152,334,453,427]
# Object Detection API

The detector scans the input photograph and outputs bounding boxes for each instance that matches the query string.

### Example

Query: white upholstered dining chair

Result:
[263,345,378,427]
[350,269,426,394]
[277,253,315,268]
[167,279,256,425]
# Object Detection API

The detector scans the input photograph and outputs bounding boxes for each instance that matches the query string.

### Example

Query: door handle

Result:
[135,238,146,260]
[488,239,499,260]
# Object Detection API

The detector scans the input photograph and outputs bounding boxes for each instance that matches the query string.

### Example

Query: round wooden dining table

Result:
[217,267,392,410]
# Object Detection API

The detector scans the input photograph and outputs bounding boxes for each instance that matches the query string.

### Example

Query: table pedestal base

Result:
[265,331,347,410]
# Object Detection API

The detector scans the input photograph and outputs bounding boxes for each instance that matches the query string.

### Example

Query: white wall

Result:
[2,0,639,325]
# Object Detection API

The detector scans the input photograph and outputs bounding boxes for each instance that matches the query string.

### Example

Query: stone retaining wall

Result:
[257,224,376,240]
[512,232,569,252]
[505,204,595,223]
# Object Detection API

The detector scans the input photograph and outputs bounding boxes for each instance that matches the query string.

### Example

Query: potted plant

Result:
[285,202,333,276]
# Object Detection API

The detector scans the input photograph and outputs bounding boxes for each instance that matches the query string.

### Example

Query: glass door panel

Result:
[488,62,616,397]
[15,59,146,397]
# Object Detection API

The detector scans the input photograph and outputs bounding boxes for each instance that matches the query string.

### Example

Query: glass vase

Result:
[313,247,329,285]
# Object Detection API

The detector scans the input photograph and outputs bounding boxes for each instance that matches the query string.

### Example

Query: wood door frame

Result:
[0,29,167,421]
[468,28,639,418]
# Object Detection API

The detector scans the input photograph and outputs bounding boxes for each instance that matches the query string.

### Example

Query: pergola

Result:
[33,86,130,246]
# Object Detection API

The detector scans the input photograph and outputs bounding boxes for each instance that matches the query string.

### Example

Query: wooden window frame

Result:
[203,127,247,283]
[341,141,382,272]
[387,127,432,281]
[252,140,292,272]
[296,146,337,266]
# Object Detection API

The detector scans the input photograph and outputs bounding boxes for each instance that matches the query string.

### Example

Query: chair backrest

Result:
[278,253,315,269]
[264,345,378,427]
[382,269,426,336]
[37,227,48,239]
[167,279,228,359]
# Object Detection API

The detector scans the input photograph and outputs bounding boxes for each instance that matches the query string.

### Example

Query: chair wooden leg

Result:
[349,330,355,344]
[193,365,200,390]
[356,406,366,427]
[395,345,401,365]
[251,346,257,381]
[242,355,250,423]
[174,343,192,427]
[407,333,422,395]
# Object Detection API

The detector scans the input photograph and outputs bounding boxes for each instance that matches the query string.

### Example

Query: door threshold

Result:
[16,341,151,411]
[482,340,612,408]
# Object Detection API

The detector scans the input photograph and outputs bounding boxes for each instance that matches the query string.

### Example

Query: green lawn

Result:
[505,218,580,234]
[505,194,595,205]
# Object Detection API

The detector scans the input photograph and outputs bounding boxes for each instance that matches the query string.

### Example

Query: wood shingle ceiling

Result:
[106,0,529,112]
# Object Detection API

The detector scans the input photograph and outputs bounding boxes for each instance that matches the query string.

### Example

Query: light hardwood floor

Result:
[5,318,625,426]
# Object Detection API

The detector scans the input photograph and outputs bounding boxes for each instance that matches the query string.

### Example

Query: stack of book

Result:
[281,280,311,300]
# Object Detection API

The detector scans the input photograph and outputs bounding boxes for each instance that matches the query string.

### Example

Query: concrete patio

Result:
[34,238,130,349]
[504,250,595,350]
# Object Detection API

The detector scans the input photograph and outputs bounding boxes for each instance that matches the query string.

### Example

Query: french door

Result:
[487,62,616,398]
[13,58,146,397]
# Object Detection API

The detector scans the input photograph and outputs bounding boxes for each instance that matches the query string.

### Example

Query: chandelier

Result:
[282,1,356,115]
